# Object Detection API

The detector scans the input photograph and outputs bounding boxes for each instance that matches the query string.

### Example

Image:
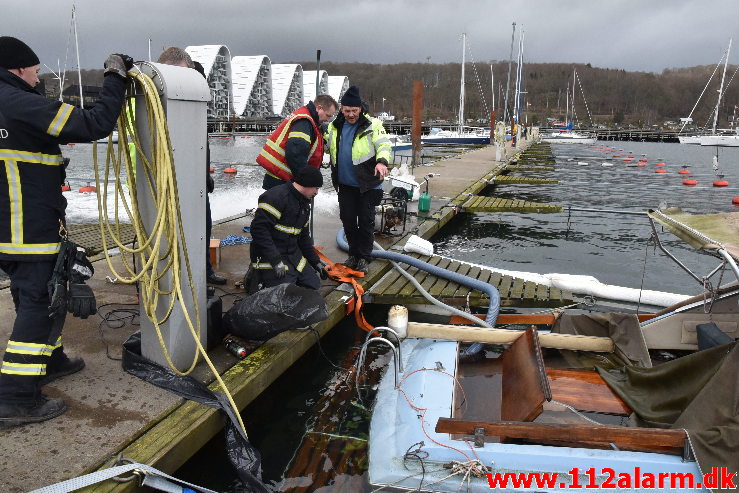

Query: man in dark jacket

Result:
[249,167,327,290]
[257,95,337,190]
[0,36,131,427]
[326,86,392,274]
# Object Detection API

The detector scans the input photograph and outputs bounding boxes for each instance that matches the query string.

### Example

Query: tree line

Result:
[303,61,739,128]
[41,62,739,128]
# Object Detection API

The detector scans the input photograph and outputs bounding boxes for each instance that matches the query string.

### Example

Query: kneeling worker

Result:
[249,167,328,290]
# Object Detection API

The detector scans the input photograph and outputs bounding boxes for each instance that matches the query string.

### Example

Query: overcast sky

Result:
[6,0,739,74]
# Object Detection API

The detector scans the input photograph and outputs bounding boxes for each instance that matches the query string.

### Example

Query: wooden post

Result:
[412,81,423,171]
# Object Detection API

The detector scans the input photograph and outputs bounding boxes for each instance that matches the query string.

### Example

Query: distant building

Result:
[186,44,234,118]
[62,84,102,107]
[231,55,273,118]
[271,64,303,117]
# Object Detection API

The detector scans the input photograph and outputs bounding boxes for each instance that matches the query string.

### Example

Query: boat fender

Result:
[404,235,433,256]
[387,305,408,338]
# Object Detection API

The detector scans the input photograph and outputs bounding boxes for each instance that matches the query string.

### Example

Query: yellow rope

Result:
[93,69,248,437]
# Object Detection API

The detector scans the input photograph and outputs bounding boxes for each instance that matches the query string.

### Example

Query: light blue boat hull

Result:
[368,338,704,492]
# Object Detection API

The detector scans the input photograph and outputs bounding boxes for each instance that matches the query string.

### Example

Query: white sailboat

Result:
[699,39,739,146]
[541,69,596,144]
[423,33,490,145]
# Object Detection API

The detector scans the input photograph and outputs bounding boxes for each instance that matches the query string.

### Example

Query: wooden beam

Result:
[435,418,686,453]
[406,322,615,352]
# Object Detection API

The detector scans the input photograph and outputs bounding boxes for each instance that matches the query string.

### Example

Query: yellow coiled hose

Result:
[92,68,247,437]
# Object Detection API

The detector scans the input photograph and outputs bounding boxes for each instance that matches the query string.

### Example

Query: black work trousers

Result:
[0,260,67,403]
[338,185,383,261]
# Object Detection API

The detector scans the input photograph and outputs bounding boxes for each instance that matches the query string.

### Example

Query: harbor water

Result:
[63,138,739,490]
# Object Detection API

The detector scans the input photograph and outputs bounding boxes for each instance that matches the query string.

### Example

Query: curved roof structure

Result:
[231,55,273,118]
[271,64,303,117]
[185,45,233,118]
[327,76,350,104]
[302,70,328,104]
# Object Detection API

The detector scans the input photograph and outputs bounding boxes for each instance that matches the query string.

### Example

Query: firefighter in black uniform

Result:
[0,36,132,427]
[249,166,328,290]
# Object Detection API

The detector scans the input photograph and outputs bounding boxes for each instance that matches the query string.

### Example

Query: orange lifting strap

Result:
[314,248,374,332]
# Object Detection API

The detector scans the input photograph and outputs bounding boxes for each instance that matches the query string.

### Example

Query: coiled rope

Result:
[92,67,247,437]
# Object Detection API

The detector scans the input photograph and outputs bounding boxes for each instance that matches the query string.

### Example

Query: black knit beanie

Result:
[340,85,362,108]
[0,36,40,69]
[294,167,323,187]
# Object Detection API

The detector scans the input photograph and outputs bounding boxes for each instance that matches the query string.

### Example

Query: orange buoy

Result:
[683,179,698,186]
[78,182,96,193]
[224,167,237,174]
[713,180,729,187]
[733,197,739,205]
[61,182,72,192]
[655,169,667,173]
[627,155,634,158]
[624,159,632,163]
[678,169,691,174]
[655,162,665,166]
[67,143,75,146]
[209,166,215,173]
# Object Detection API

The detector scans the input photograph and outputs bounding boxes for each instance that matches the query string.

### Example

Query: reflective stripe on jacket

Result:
[256,104,324,182]
[0,69,126,260]
[327,112,391,193]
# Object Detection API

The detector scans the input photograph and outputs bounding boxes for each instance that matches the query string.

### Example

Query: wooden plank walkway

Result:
[491,176,558,185]
[367,252,573,308]
[67,223,136,257]
[451,195,562,213]
[506,165,556,172]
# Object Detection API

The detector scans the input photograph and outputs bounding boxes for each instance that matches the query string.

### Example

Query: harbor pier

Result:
[0,134,566,492]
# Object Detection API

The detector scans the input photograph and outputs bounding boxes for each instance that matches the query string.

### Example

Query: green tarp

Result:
[599,342,739,493]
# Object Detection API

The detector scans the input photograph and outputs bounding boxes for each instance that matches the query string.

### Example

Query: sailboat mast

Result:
[572,69,576,125]
[72,5,84,109]
[503,22,516,125]
[458,33,466,134]
[515,29,525,125]
[565,81,569,125]
[712,38,732,134]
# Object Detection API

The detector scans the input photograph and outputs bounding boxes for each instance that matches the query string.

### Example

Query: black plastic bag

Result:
[122,333,269,493]
[223,283,328,341]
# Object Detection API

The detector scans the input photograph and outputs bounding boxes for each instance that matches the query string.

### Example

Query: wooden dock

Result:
[1,134,570,492]
[367,251,572,308]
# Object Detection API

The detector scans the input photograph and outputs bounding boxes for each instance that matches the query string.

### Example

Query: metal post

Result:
[135,62,211,371]
[412,81,423,172]
[503,22,516,124]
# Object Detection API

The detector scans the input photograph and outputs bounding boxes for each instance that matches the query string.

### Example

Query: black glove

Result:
[314,261,328,280]
[104,53,134,78]
[272,261,287,279]
[48,281,67,319]
[67,283,97,319]
[68,247,94,284]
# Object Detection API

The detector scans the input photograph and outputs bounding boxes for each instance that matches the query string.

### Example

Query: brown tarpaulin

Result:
[599,342,739,493]
[552,313,652,369]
